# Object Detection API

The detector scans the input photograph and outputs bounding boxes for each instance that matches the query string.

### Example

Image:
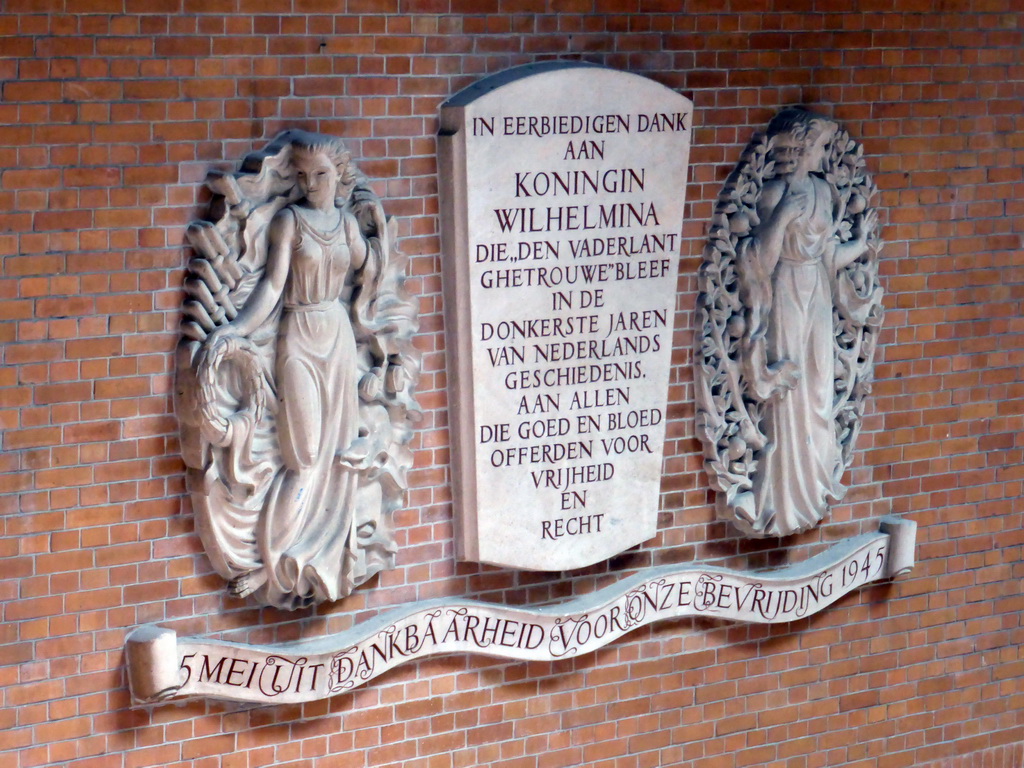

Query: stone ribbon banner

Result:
[127,517,915,706]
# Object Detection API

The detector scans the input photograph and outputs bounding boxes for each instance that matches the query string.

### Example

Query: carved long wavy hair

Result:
[766,107,838,174]
[288,129,362,199]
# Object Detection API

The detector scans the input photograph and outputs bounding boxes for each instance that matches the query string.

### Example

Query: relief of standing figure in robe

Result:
[696,108,883,537]
[176,130,420,609]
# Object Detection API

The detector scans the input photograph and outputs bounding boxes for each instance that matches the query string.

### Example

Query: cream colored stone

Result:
[126,517,915,706]
[176,131,420,609]
[439,62,693,571]
[695,108,883,538]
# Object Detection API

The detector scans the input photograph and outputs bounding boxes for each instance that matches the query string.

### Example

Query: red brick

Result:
[0,9,1021,768]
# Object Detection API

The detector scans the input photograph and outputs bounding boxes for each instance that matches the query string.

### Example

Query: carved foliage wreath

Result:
[695,115,883,534]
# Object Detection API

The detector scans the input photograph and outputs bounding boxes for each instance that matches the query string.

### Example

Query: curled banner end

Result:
[126,625,181,705]
[879,515,917,578]
[121,529,906,706]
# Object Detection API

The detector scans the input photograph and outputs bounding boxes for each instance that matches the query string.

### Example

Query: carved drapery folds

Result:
[176,130,419,609]
[696,108,883,537]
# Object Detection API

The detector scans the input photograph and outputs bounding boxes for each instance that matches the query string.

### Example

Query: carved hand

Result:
[777,185,809,223]
[856,208,878,244]
[201,324,240,370]
[203,323,232,350]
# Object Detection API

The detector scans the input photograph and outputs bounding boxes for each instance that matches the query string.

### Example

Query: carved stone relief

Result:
[127,516,917,706]
[695,108,883,537]
[176,130,419,609]
[439,62,692,571]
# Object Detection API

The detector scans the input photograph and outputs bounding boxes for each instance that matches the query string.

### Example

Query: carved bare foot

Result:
[228,569,268,599]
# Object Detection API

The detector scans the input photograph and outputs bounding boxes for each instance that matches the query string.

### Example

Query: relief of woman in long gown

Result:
[696,108,883,537]
[176,131,419,608]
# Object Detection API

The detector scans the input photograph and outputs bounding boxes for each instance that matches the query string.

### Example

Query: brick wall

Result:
[1,2,1022,766]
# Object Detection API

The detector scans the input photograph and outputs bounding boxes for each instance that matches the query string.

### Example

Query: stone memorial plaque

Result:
[439,62,692,570]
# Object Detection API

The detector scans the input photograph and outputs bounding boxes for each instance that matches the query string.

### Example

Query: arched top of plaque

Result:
[695,107,883,538]
[440,61,689,128]
[443,61,602,106]
[439,63,692,571]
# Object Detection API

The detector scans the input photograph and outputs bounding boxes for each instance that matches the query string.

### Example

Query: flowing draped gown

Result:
[259,206,360,608]
[753,176,844,534]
